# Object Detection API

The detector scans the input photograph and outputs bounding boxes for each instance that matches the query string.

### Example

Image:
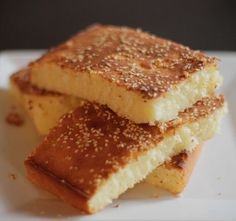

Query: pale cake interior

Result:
[31,64,221,124]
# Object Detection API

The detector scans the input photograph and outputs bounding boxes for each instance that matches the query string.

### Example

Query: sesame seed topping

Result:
[34,25,217,99]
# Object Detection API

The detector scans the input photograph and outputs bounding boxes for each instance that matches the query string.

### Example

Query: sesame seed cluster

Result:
[34,25,216,99]
[30,95,224,196]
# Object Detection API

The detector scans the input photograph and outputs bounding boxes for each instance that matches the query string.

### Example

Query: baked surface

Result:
[25,95,225,213]
[30,24,222,124]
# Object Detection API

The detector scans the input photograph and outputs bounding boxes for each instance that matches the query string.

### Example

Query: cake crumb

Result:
[9,173,16,180]
[6,112,24,126]
[113,203,120,208]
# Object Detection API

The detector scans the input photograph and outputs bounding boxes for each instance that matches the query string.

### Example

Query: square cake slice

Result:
[25,96,225,213]
[30,24,222,124]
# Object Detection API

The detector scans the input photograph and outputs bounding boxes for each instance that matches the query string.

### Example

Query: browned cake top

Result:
[11,69,61,96]
[27,96,224,198]
[31,24,217,99]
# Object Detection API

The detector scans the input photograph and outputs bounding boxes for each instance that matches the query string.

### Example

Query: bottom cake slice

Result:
[11,70,204,194]
[25,96,225,213]
[146,143,203,194]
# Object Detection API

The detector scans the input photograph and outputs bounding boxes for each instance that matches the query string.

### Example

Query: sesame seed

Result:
[53,25,216,99]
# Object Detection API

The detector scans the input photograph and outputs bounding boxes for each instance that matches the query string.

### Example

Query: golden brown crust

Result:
[26,95,224,200]
[25,159,92,214]
[10,69,61,96]
[30,24,217,99]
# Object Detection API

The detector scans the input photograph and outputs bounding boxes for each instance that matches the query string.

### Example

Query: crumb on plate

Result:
[9,173,16,180]
[113,203,120,208]
[6,112,24,126]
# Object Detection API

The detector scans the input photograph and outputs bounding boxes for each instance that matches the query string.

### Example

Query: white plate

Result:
[0,50,236,221]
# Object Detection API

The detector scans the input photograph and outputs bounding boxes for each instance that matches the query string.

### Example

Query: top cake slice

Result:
[30,24,221,124]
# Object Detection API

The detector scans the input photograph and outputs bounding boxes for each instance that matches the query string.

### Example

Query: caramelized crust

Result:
[30,24,217,99]
[26,96,224,199]
[25,159,90,213]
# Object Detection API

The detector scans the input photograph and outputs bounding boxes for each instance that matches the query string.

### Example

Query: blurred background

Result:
[0,0,236,51]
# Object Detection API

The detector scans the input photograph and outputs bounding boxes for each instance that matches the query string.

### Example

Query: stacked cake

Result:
[10,25,226,214]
